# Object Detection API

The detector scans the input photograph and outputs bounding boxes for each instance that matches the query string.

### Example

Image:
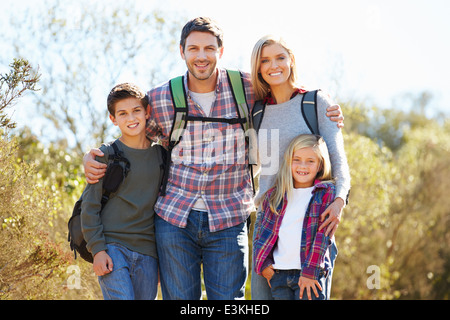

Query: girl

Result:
[253,134,337,300]
[250,35,350,299]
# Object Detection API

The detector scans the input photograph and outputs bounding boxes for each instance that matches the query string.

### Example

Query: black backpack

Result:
[252,90,320,135]
[67,141,130,263]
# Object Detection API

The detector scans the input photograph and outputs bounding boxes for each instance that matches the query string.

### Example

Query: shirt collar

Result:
[263,87,308,105]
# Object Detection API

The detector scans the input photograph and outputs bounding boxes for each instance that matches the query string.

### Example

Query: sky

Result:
[149,0,450,115]
[2,0,449,145]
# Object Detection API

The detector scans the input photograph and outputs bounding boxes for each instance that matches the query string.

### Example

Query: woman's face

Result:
[259,43,292,88]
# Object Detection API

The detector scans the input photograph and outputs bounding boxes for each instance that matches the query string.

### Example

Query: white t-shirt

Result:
[272,186,314,270]
[189,91,216,211]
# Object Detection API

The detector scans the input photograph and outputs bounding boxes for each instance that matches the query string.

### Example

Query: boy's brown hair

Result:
[107,83,148,116]
[180,17,224,52]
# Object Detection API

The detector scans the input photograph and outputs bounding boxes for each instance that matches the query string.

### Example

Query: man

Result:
[83,17,344,300]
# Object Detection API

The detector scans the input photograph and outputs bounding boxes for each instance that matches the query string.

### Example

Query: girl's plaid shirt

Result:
[253,180,336,280]
[146,68,255,232]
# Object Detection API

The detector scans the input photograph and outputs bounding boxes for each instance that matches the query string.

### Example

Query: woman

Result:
[250,35,351,300]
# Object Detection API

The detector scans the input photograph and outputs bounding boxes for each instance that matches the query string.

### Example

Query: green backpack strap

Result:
[168,75,188,148]
[226,69,250,132]
[301,90,320,135]
[163,70,253,196]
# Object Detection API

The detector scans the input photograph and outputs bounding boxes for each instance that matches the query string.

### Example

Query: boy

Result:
[81,83,163,300]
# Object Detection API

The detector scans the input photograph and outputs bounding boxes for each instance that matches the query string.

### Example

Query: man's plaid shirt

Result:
[146,68,255,232]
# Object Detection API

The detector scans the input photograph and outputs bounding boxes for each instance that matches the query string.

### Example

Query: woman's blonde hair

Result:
[267,134,333,214]
[250,35,299,101]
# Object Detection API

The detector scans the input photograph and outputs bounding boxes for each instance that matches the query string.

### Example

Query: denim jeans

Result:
[98,243,158,300]
[251,211,338,300]
[251,211,274,300]
[270,269,329,300]
[155,210,248,300]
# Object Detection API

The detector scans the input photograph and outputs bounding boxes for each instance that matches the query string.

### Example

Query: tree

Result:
[4,0,183,153]
[332,103,450,299]
[0,58,75,299]
[0,59,40,130]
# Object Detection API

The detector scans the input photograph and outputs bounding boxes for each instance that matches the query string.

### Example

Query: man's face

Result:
[180,31,224,81]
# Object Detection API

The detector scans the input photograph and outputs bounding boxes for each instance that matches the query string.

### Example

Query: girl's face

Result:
[291,147,321,188]
[259,43,292,88]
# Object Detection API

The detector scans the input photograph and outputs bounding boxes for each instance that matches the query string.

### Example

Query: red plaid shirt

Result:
[146,69,255,232]
[253,180,336,280]
[263,87,308,105]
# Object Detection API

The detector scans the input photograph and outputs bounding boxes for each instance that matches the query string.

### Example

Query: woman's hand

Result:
[298,276,322,300]
[83,148,107,184]
[319,197,345,237]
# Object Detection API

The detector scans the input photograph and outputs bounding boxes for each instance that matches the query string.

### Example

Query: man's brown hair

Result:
[180,17,224,52]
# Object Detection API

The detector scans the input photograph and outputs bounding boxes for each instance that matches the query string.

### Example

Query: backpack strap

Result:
[301,90,320,135]
[161,70,251,196]
[252,100,265,134]
[160,76,188,196]
[168,75,188,149]
[226,69,250,132]
[101,141,130,205]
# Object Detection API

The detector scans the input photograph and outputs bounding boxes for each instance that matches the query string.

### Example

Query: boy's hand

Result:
[298,276,322,300]
[83,148,107,184]
[261,265,275,288]
[93,250,113,276]
[326,104,344,128]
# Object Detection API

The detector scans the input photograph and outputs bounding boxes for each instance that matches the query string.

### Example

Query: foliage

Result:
[1,1,448,300]
[0,58,100,299]
[330,103,450,299]
[4,0,182,154]
[0,135,69,299]
[0,59,40,130]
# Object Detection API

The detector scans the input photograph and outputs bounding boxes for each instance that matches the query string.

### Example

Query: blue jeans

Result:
[98,243,158,300]
[270,269,329,300]
[251,211,338,300]
[251,211,274,300]
[155,210,248,300]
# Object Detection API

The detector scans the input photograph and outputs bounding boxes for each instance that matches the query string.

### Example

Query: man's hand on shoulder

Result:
[83,148,107,184]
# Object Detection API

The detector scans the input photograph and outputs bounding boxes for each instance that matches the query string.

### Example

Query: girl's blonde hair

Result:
[250,35,299,101]
[267,134,333,214]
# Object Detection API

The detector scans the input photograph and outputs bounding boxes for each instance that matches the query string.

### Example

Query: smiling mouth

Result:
[195,62,210,69]
[128,123,139,129]
[269,72,282,76]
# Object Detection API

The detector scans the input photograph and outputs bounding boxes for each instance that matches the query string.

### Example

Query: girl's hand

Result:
[298,276,322,300]
[93,251,113,276]
[319,197,345,237]
[261,265,275,288]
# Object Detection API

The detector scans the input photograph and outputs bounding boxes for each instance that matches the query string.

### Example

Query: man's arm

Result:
[83,149,107,184]
[326,104,344,128]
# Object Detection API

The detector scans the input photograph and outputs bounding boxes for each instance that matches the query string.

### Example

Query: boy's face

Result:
[109,97,149,138]
[180,31,224,81]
